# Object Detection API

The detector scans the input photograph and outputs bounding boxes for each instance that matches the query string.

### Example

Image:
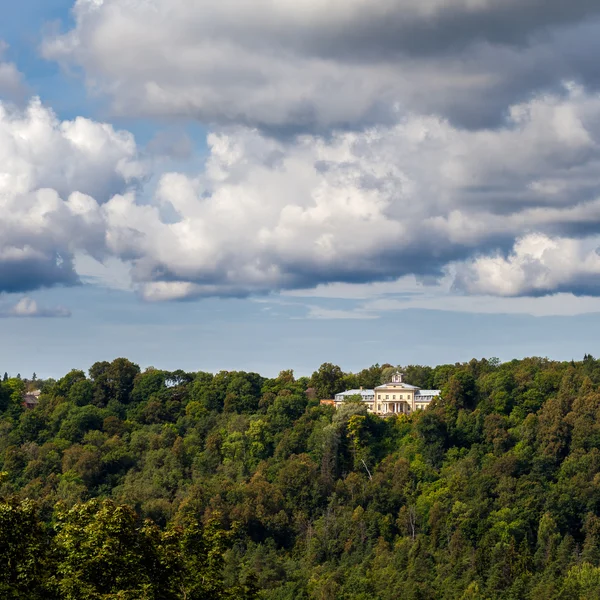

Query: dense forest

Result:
[3,356,600,598]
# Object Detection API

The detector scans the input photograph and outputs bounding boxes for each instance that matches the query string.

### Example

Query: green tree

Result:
[51,498,165,599]
[442,371,478,411]
[58,405,104,443]
[310,363,345,399]
[0,497,47,599]
[131,369,167,404]
[223,372,264,413]
[162,516,255,599]
[415,410,449,467]
[55,370,87,398]
[68,379,95,407]
[89,359,140,407]
[0,381,9,413]
[355,364,383,389]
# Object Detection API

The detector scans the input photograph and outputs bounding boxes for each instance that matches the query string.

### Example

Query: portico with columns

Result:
[331,371,440,416]
[374,371,440,415]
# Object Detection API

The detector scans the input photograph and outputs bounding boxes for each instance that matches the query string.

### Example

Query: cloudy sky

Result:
[3,0,600,378]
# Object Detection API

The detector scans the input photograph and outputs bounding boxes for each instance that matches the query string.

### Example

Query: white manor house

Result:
[333,372,440,416]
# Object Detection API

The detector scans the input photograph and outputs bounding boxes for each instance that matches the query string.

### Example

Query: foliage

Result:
[3,356,600,598]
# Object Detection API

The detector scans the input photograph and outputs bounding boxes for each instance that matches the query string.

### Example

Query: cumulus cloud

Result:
[454,234,600,297]
[6,84,600,300]
[43,0,600,130]
[0,297,71,318]
[0,98,143,293]
[91,84,600,299]
[0,98,143,201]
[9,1,600,302]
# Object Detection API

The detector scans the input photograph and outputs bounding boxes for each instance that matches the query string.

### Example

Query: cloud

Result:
[6,85,600,301]
[280,275,600,317]
[0,297,71,318]
[92,84,600,299]
[43,0,600,131]
[356,278,600,317]
[0,98,144,293]
[0,41,27,102]
[0,98,143,201]
[8,4,600,304]
[454,234,600,297]
[302,306,379,320]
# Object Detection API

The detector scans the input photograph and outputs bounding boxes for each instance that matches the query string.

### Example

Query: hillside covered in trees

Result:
[3,356,600,598]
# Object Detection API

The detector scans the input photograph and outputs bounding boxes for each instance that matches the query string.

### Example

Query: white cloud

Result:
[0,297,71,318]
[0,0,594,316]
[455,234,600,296]
[0,98,144,293]
[279,274,600,317]
[302,305,379,320]
[91,85,600,300]
[5,85,600,302]
[0,98,143,201]
[359,281,600,317]
[43,0,600,130]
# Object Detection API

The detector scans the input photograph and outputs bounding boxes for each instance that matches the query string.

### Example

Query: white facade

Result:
[335,372,440,416]
[334,388,376,412]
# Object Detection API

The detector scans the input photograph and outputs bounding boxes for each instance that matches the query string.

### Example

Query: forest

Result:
[3,356,600,599]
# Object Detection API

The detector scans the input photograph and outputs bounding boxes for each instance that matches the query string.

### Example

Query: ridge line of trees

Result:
[2,355,600,598]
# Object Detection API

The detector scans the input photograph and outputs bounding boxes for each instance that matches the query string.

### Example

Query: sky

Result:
[3,0,600,379]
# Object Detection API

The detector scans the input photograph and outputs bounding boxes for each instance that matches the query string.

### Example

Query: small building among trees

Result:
[22,390,41,409]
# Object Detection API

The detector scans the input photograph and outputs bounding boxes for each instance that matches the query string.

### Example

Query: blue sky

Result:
[1,1,80,113]
[2,0,600,379]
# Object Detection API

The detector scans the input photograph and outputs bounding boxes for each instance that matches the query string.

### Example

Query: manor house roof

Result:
[336,389,375,398]
[375,382,420,390]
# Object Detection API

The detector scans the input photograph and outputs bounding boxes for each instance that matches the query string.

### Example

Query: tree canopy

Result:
[2,356,600,598]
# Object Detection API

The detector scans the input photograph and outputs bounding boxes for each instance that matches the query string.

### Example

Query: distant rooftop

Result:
[335,389,375,398]
[22,390,41,408]
[375,382,421,390]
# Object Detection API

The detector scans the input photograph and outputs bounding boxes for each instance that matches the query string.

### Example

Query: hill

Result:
[2,356,600,598]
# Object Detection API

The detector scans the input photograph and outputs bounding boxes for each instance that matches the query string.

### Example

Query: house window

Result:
[392,395,396,400]
[386,395,389,399]
[378,394,381,399]
[399,394,403,399]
